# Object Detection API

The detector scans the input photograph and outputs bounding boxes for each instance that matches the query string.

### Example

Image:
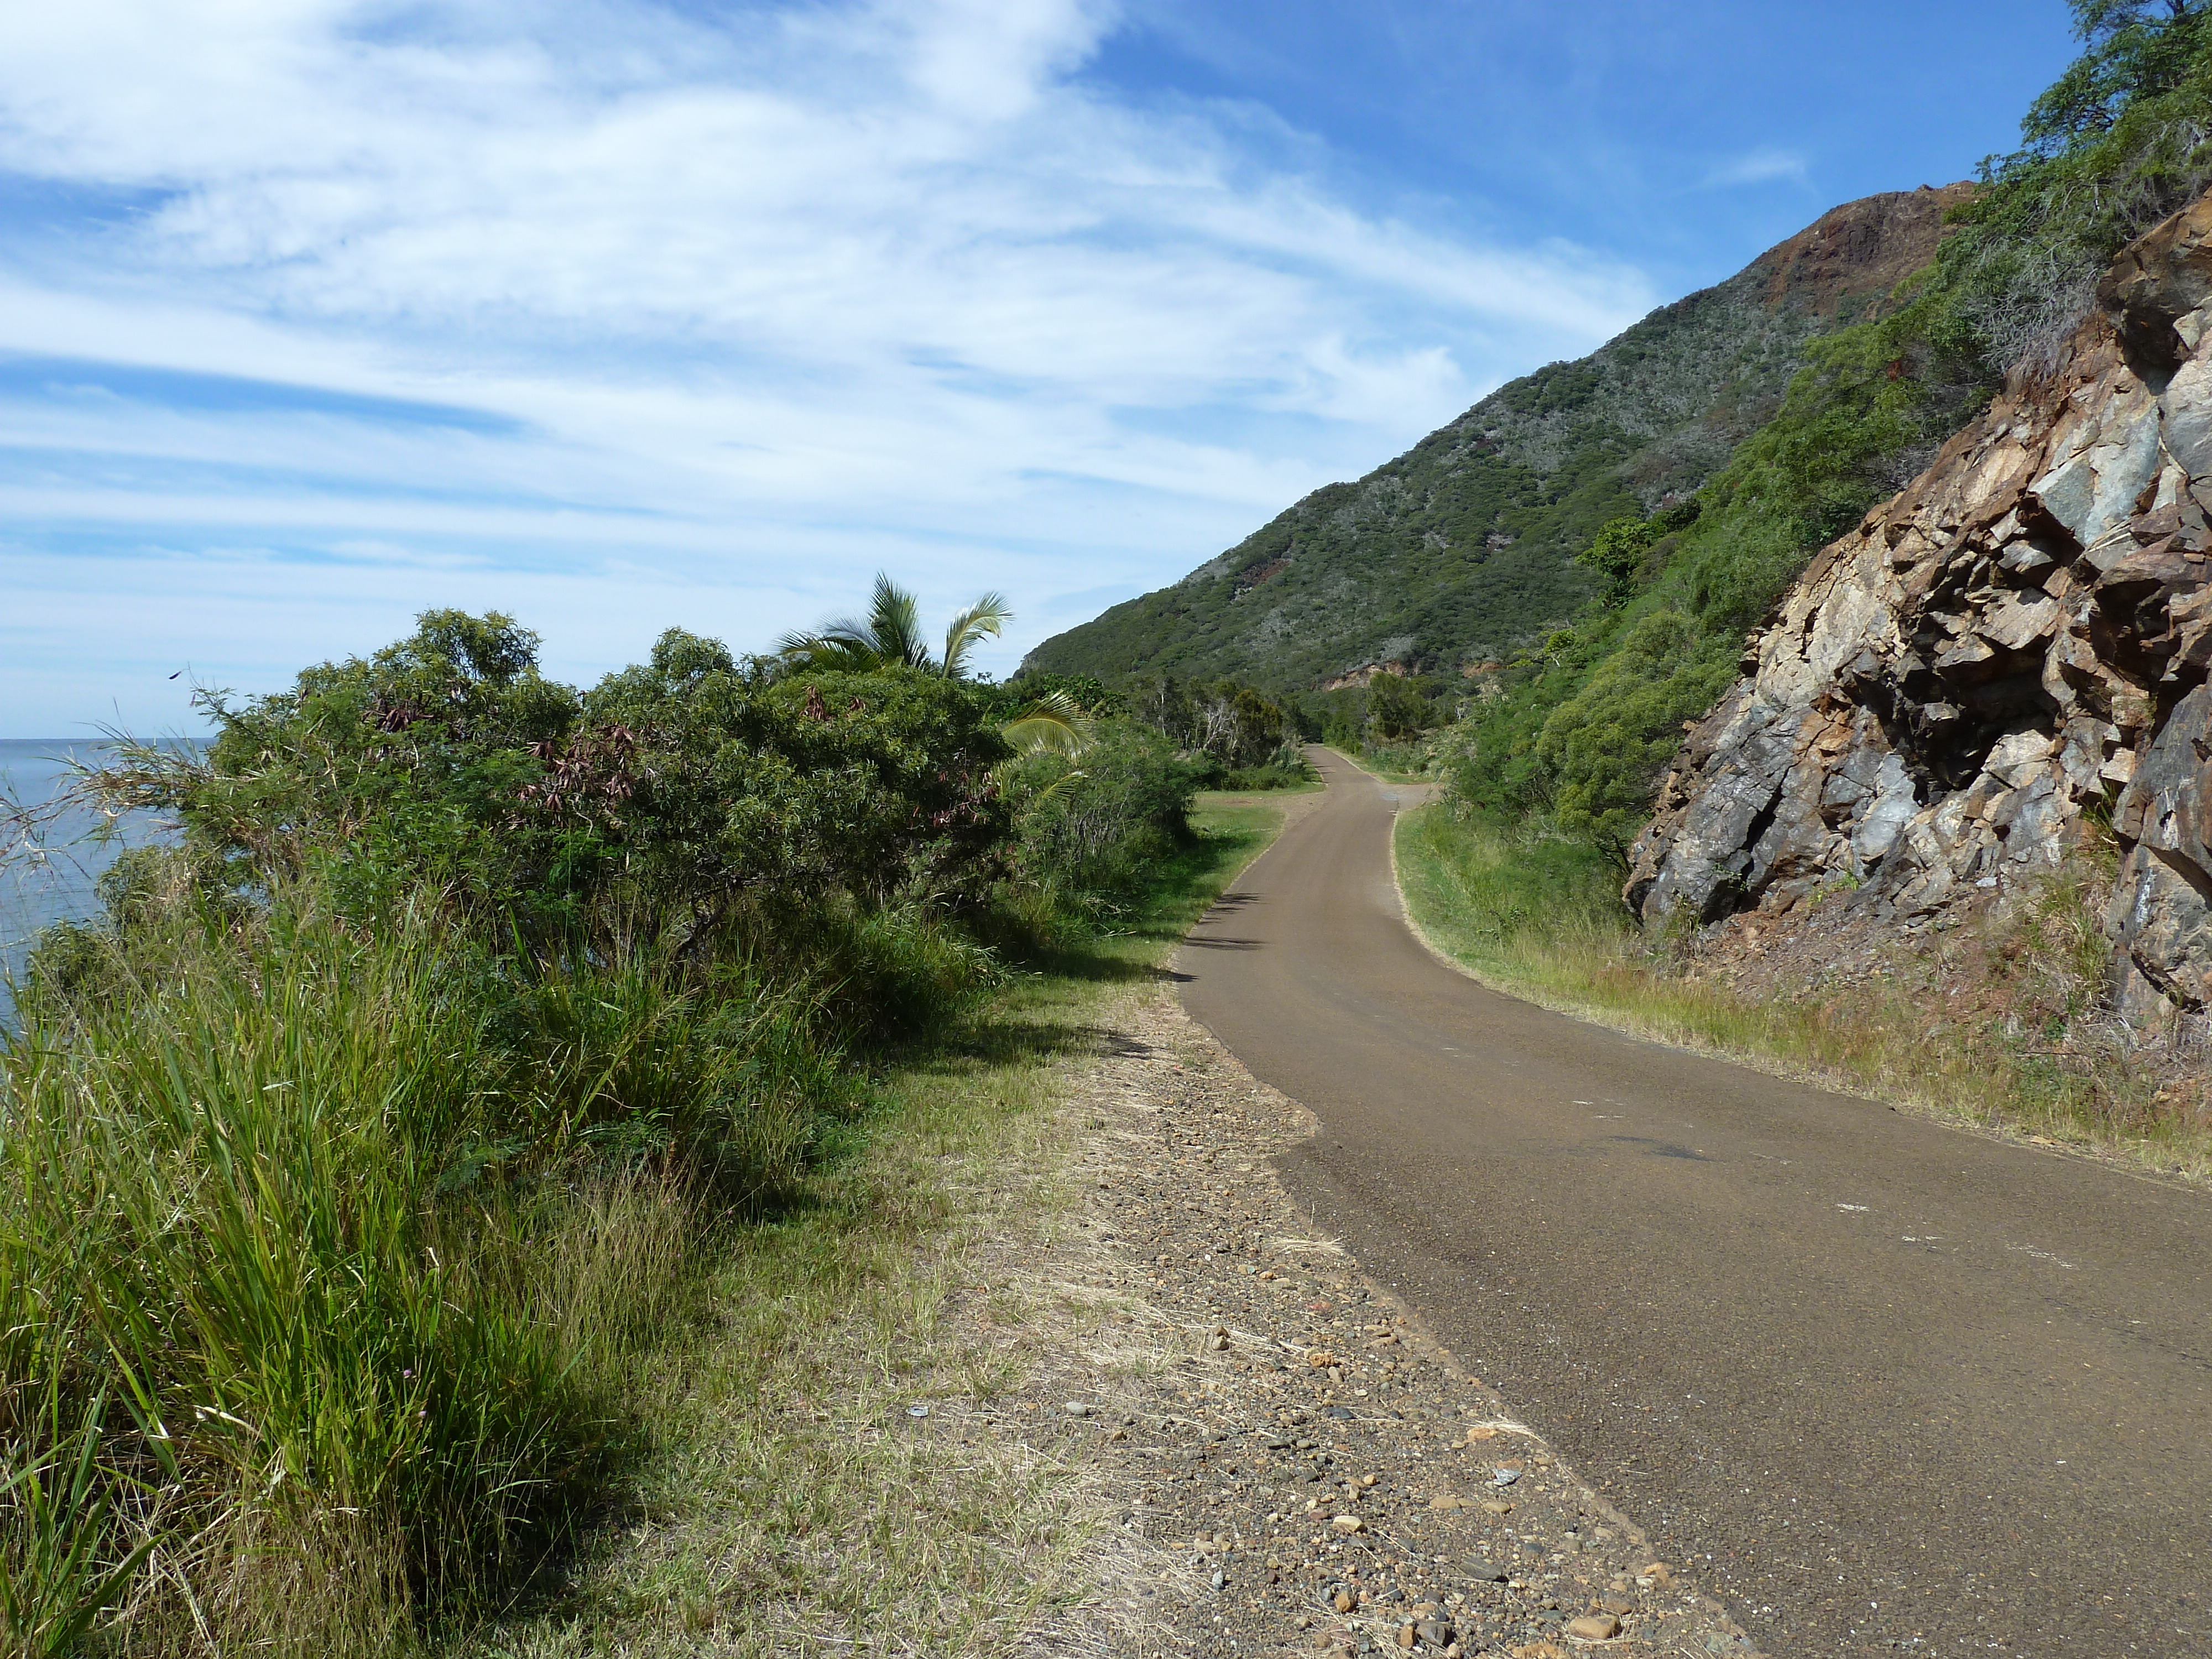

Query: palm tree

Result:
[779,573,1011,680]
[781,574,1089,760]
[941,592,1014,681]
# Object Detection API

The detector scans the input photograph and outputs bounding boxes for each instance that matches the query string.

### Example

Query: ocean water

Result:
[0,739,169,1022]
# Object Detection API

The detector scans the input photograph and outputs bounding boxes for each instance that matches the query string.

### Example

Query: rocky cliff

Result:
[1026,186,1974,693]
[1627,191,2212,1020]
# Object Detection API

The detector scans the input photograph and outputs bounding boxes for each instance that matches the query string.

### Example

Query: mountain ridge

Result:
[1025,183,1975,693]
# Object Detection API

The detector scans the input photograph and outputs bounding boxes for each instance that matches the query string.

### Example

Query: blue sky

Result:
[0,0,2077,735]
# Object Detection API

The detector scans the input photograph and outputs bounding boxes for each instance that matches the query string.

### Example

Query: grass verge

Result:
[459,792,1286,1657]
[1394,801,2212,1183]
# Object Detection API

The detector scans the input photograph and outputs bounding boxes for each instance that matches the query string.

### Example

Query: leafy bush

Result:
[978,671,1122,721]
[1366,674,1431,741]
[1002,721,1201,916]
[1533,613,1736,851]
[1575,516,1665,606]
[585,637,1015,928]
[1214,739,1319,791]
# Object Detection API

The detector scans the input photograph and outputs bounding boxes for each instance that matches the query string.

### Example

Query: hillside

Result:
[1025,184,1972,692]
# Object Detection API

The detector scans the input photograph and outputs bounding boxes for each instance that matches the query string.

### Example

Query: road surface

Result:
[1177,747,2210,1656]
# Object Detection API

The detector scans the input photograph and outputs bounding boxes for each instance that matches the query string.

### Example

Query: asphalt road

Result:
[1176,747,2212,1656]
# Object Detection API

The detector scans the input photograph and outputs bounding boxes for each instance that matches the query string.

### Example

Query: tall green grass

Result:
[0,872,877,1653]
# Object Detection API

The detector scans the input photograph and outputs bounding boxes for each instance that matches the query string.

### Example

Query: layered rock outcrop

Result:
[1627,192,2212,1019]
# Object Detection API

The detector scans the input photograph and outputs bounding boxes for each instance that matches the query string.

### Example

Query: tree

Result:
[1928,0,2212,369]
[778,573,1012,680]
[2023,1,2211,156]
[1368,673,1430,742]
[1575,517,1661,606]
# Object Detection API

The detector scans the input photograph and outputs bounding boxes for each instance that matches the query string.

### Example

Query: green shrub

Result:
[1533,613,1736,853]
[1366,674,1430,741]
[586,641,1016,925]
[1001,720,1201,918]
[89,618,1020,961]
[1217,744,1319,791]
[1575,516,1664,607]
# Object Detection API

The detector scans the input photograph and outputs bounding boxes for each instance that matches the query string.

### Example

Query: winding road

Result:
[1176,747,2211,1656]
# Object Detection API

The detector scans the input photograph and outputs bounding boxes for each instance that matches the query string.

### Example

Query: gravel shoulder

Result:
[942,990,1764,1658]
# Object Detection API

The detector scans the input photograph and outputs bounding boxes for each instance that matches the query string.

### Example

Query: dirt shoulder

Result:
[948,989,1762,1657]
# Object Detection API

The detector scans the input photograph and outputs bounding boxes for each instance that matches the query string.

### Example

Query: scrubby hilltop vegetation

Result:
[0,589,1243,1652]
[1025,185,1972,693]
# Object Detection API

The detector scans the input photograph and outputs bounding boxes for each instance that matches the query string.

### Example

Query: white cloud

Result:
[1703,148,1811,189]
[0,0,1656,731]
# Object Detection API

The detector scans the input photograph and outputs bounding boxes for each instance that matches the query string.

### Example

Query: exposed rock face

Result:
[1756,181,1979,319]
[1627,192,2212,1020]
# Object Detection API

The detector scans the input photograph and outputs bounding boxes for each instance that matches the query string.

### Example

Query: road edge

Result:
[1384,797,2206,1196]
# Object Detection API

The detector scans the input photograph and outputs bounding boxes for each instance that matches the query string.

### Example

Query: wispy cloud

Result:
[1703,147,1811,189]
[0,0,1656,731]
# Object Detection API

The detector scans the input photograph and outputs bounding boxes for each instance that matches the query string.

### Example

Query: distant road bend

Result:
[1177,747,2211,1657]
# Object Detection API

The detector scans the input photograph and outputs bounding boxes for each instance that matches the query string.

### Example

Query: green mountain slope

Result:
[1024,185,1971,693]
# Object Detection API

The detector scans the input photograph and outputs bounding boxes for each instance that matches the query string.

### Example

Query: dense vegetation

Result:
[1115,675,1314,789]
[0,592,1211,1653]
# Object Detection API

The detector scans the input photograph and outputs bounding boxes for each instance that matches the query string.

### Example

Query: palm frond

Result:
[942,591,1013,680]
[815,612,881,650]
[868,574,933,669]
[776,632,889,673]
[1019,766,1088,809]
[784,576,1016,680]
[1000,689,1090,755]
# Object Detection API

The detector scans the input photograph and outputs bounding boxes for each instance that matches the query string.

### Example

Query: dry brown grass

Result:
[1394,802,2212,1185]
[457,1004,1184,1658]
